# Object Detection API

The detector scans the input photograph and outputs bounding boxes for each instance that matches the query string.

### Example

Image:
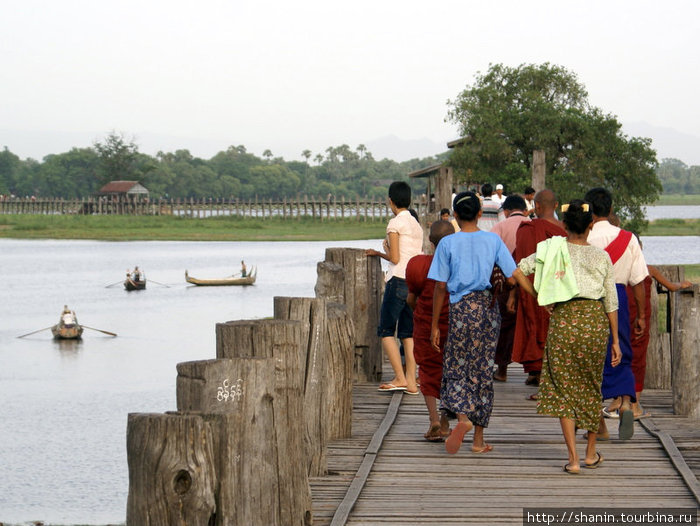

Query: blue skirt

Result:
[601,284,637,401]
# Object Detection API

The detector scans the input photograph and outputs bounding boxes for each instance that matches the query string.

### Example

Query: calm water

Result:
[1,235,699,525]
[645,204,700,220]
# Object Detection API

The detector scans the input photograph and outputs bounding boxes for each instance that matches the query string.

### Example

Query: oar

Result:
[147,279,171,288]
[105,280,124,288]
[17,326,53,338]
[81,325,118,337]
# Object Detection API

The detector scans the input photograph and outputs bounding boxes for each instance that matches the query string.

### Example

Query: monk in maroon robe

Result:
[511,190,566,387]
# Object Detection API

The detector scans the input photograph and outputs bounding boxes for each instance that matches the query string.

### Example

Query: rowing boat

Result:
[185,267,257,286]
[52,323,83,340]
[124,276,147,290]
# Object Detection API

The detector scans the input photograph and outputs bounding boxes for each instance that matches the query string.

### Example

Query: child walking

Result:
[406,220,455,441]
[429,192,535,454]
[366,181,424,394]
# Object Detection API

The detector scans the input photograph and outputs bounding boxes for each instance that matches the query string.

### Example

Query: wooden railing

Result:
[0,196,401,221]
[0,195,445,221]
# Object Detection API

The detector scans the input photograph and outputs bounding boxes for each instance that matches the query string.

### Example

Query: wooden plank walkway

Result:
[310,364,700,525]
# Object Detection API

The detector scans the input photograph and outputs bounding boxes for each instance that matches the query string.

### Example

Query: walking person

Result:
[429,192,535,454]
[511,189,567,392]
[585,187,648,440]
[406,220,455,441]
[367,181,424,394]
[518,200,620,474]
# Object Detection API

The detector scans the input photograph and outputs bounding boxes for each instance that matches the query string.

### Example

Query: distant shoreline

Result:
[0,215,697,241]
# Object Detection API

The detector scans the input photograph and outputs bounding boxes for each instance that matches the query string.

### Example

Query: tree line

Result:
[656,158,700,194]
[2,63,699,231]
[0,135,439,201]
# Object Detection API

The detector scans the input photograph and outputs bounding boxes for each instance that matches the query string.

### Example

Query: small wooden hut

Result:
[97,181,149,200]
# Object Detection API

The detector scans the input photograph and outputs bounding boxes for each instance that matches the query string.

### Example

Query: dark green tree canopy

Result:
[447,63,661,231]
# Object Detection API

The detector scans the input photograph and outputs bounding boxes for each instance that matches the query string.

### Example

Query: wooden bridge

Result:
[125,251,699,525]
[310,365,700,525]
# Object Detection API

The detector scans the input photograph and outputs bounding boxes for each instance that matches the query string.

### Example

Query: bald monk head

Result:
[429,219,456,248]
[534,189,559,219]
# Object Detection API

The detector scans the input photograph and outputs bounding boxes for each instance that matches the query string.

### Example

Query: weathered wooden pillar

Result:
[273,297,328,476]
[645,265,684,389]
[324,303,354,439]
[126,413,217,525]
[215,319,312,525]
[532,150,546,191]
[315,248,383,383]
[671,284,699,418]
[176,357,286,525]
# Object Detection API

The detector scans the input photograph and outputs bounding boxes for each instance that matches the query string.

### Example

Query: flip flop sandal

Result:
[563,463,580,475]
[445,421,472,455]
[471,444,493,454]
[582,452,604,469]
[377,383,406,392]
[618,409,634,440]
[602,408,620,419]
[424,425,445,442]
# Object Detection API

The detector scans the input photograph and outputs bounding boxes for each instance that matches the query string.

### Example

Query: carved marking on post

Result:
[216,378,244,403]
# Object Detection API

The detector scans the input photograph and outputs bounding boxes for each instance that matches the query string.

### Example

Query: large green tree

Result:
[447,63,661,230]
[93,131,142,185]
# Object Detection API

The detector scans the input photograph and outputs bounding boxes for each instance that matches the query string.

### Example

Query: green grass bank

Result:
[655,194,700,206]
[0,214,698,241]
[0,215,387,241]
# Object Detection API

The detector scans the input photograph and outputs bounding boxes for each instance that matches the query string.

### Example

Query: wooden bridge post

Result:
[532,150,546,191]
[273,297,328,475]
[315,247,383,383]
[126,413,217,525]
[215,319,312,524]
[645,265,684,389]
[671,284,700,418]
[176,357,292,526]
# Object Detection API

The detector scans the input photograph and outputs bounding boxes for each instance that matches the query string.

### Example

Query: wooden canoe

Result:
[52,323,83,340]
[185,267,257,286]
[124,277,147,290]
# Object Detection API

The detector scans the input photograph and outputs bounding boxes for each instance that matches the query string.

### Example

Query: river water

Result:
[1,231,699,525]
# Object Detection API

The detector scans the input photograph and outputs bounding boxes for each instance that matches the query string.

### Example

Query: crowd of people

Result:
[367,181,692,473]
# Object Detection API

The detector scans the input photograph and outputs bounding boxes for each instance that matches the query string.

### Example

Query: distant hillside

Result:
[623,121,700,165]
[365,135,451,162]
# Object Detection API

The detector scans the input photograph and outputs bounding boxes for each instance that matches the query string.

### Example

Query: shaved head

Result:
[534,189,557,209]
[533,189,561,221]
[429,219,455,246]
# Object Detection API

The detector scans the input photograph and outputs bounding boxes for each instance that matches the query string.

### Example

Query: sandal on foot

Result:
[424,424,445,442]
[602,408,619,419]
[527,393,539,401]
[471,443,493,454]
[404,388,420,395]
[445,421,472,455]
[618,408,634,440]
[525,373,540,386]
[583,452,604,469]
[377,383,406,392]
[563,463,580,475]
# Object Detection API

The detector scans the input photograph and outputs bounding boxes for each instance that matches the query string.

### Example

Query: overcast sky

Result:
[2,0,699,163]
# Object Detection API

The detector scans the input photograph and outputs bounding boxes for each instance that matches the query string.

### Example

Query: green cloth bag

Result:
[533,236,579,306]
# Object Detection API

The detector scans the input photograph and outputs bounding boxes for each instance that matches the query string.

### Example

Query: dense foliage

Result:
[447,63,665,231]
[0,134,443,201]
[657,158,700,194]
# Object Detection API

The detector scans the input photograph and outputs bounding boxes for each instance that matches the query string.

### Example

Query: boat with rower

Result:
[185,266,257,286]
[52,306,84,340]
[124,267,146,290]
